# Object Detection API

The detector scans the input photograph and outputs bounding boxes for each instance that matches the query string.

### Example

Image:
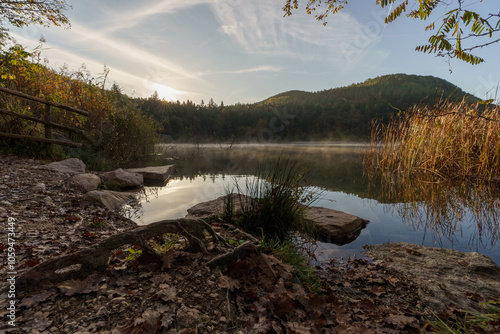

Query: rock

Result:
[86,190,136,211]
[101,168,143,189]
[365,242,500,313]
[70,174,101,192]
[39,158,86,174]
[185,193,251,219]
[124,165,175,185]
[304,207,369,245]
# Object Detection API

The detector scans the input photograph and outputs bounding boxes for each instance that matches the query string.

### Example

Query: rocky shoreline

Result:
[1,154,499,333]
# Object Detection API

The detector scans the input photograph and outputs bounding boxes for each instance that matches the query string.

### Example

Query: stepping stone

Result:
[125,165,175,184]
[101,168,143,189]
[305,206,369,245]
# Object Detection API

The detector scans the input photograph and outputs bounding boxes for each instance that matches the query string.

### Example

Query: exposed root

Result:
[205,241,259,269]
[11,218,224,292]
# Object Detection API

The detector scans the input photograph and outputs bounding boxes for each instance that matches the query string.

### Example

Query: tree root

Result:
[11,218,224,292]
[206,242,259,269]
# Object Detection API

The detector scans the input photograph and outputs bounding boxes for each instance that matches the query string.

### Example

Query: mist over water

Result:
[124,143,500,265]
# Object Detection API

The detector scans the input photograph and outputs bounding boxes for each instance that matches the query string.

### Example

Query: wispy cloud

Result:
[231,65,281,74]
[209,0,378,63]
[97,0,213,34]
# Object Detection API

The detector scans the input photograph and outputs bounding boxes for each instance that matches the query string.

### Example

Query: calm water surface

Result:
[125,143,500,265]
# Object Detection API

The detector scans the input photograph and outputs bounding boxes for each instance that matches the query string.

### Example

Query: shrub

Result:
[0,43,161,168]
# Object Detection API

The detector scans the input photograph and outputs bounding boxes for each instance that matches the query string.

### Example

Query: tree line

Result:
[135,74,476,143]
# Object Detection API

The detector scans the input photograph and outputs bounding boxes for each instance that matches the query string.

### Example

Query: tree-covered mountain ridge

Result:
[260,74,475,106]
[138,74,478,142]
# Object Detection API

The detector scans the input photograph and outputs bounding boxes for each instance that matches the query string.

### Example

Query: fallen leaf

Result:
[386,314,417,329]
[157,285,176,302]
[367,285,386,296]
[19,289,56,308]
[25,258,40,267]
[161,249,176,270]
[114,309,162,334]
[58,277,100,296]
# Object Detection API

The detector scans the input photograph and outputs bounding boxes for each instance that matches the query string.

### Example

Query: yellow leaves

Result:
[0,74,16,80]
[384,0,408,24]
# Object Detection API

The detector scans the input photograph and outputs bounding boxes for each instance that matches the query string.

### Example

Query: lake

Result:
[123,143,500,265]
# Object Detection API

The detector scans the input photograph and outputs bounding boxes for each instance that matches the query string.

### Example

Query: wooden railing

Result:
[0,86,89,148]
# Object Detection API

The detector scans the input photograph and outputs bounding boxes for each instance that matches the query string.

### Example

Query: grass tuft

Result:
[226,154,321,240]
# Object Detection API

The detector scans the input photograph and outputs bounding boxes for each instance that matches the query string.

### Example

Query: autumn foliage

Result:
[0,43,160,168]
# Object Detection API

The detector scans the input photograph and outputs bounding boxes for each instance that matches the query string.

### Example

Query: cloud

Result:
[231,65,282,74]
[83,0,213,33]
[208,0,389,67]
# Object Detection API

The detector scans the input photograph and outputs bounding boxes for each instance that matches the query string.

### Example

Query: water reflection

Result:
[127,143,500,264]
[375,176,500,251]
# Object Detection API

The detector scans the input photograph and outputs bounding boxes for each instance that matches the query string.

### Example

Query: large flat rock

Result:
[39,158,86,175]
[125,165,175,185]
[365,242,500,313]
[86,190,136,211]
[185,194,251,219]
[102,168,143,189]
[305,206,369,245]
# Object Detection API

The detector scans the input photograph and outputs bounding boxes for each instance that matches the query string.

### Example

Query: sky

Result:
[7,0,500,105]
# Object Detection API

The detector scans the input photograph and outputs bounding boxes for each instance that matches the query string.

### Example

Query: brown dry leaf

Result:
[160,313,174,329]
[288,322,312,333]
[217,274,240,291]
[367,285,386,296]
[25,258,40,267]
[161,249,176,270]
[157,285,176,302]
[150,273,171,285]
[19,289,56,308]
[114,309,162,334]
[58,277,99,296]
[253,317,273,333]
[271,292,297,319]
[116,275,136,287]
[386,314,418,329]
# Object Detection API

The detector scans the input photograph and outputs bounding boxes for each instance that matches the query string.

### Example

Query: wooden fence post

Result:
[44,104,52,139]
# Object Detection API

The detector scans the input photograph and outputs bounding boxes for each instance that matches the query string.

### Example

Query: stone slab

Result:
[304,206,369,245]
[185,194,251,219]
[125,165,175,184]
[102,168,143,189]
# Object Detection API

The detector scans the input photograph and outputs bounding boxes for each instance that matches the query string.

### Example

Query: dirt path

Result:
[0,154,495,333]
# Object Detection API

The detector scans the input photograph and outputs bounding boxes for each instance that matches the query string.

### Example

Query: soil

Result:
[0,154,498,333]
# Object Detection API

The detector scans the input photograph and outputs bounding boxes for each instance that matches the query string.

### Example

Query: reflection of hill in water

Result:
[149,143,379,200]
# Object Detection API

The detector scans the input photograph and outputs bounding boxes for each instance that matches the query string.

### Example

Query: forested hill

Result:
[262,74,471,106]
[137,74,477,142]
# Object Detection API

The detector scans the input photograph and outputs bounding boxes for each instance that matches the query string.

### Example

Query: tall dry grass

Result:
[366,99,500,181]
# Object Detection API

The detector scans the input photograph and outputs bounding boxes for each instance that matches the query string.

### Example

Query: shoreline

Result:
[1,154,499,333]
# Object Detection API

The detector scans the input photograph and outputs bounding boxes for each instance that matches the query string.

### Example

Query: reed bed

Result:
[366,100,500,181]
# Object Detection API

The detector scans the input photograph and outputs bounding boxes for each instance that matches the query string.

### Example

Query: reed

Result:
[366,99,500,182]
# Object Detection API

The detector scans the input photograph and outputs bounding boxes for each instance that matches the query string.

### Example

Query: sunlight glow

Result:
[152,83,182,101]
